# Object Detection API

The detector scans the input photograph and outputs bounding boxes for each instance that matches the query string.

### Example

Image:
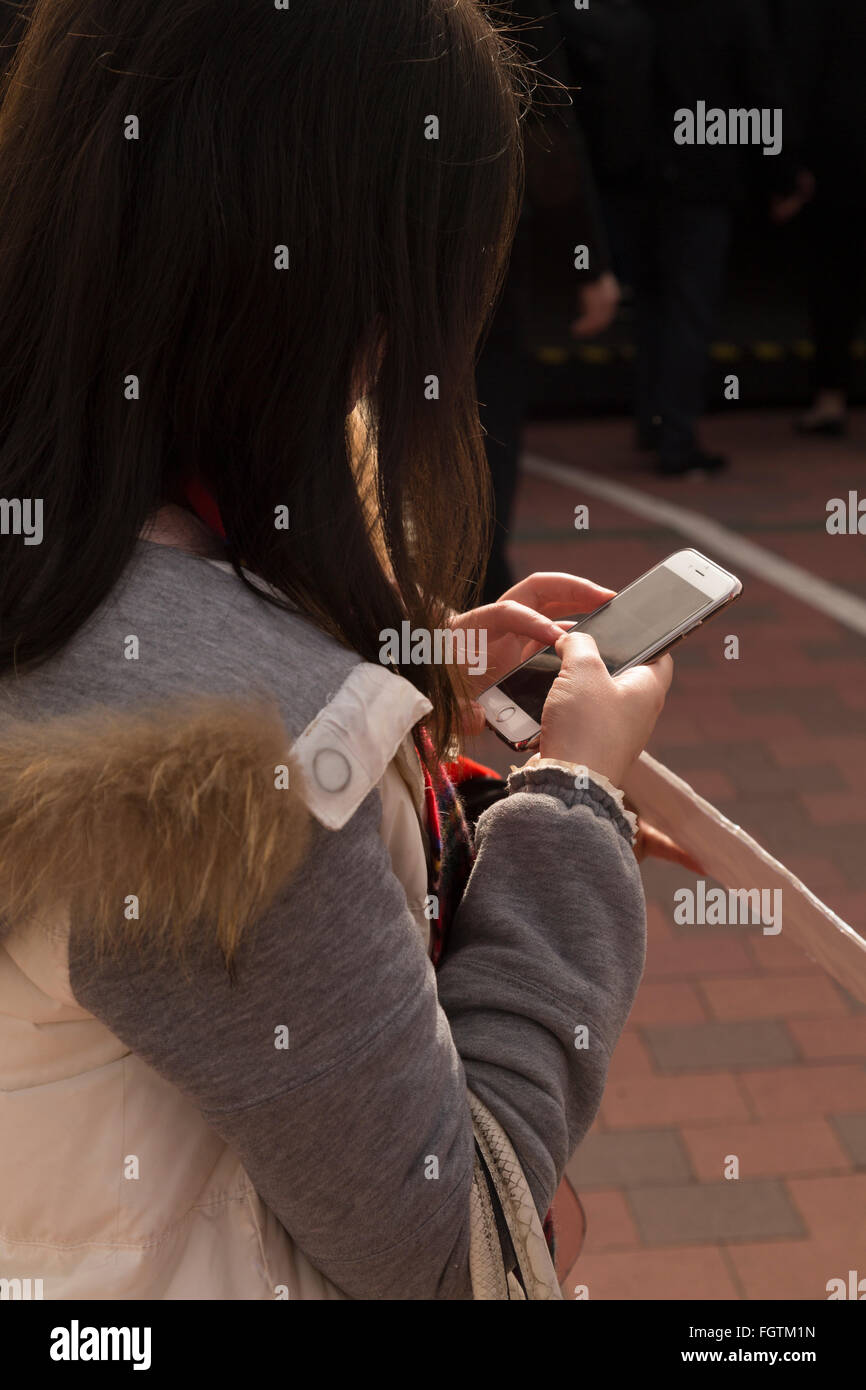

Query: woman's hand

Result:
[540,630,673,788]
[449,571,616,691]
[450,572,701,868]
[570,271,621,338]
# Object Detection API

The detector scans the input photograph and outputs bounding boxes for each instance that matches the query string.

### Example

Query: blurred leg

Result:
[654,199,731,467]
[476,205,532,607]
[477,338,529,605]
[807,199,865,399]
[605,192,661,447]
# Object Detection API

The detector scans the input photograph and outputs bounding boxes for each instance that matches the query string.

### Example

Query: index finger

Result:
[646,651,675,693]
[497,572,616,619]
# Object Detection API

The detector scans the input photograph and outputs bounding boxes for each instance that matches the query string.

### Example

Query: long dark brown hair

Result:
[0,0,527,759]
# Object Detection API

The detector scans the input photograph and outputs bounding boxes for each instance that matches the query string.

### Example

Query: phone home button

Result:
[496,706,516,722]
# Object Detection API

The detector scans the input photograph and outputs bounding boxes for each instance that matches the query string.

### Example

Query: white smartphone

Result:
[477,548,742,751]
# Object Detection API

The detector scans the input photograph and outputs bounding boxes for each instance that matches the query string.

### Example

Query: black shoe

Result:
[656,450,728,478]
[794,414,847,438]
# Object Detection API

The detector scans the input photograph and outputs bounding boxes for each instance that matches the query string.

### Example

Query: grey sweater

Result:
[0,542,646,1299]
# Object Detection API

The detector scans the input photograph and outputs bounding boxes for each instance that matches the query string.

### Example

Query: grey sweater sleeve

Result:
[69,767,645,1301]
[437,765,646,1219]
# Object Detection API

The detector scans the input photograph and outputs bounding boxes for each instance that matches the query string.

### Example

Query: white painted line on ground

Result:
[523,452,866,639]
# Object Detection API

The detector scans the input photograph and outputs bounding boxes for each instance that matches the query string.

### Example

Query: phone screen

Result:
[496,567,710,725]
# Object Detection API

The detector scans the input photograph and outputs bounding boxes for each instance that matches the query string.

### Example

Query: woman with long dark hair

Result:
[0,0,671,1299]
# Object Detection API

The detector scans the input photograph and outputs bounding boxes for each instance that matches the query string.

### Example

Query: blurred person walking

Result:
[479,0,618,604]
[772,0,866,437]
[560,0,798,477]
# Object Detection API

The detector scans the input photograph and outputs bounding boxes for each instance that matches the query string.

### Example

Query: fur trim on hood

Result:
[0,699,310,962]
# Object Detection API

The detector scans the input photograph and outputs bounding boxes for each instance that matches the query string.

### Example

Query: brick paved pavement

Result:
[466,408,866,1299]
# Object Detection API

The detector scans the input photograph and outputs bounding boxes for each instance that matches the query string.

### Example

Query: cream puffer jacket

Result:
[0,665,559,1301]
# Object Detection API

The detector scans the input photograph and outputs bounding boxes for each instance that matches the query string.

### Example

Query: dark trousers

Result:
[476,336,529,605]
[606,193,731,464]
[476,239,531,606]
[806,197,866,395]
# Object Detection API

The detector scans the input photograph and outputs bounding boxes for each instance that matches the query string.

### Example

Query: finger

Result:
[461,600,563,651]
[498,572,616,617]
[514,623,576,666]
[650,651,675,693]
[618,651,674,698]
[553,629,607,671]
[499,572,615,611]
[638,825,705,875]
